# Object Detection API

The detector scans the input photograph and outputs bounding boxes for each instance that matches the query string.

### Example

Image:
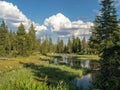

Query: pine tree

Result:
[40,37,48,55]
[56,38,59,53]
[27,24,37,54]
[72,36,76,53]
[89,17,101,54]
[67,38,72,53]
[0,20,10,56]
[81,36,87,54]
[56,38,60,53]
[16,23,27,56]
[71,36,82,53]
[10,31,17,57]
[48,37,55,53]
[90,0,120,89]
[76,37,81,54]
[99,0,120,49]
[64,45,68,53]
[59,39,64,53]
[56,38,64,53]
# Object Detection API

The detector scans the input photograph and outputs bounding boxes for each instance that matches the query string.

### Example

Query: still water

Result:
[72,73,92,90]
[53,56,99,90]
[54,56,99,69]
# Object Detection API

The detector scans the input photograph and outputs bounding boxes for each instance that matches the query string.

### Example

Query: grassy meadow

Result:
[0,53,99,90]
[48,53,100,60]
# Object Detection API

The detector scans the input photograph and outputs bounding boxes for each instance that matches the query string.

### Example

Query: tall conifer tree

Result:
[27,24,37,53]
[90,0,120,89]
[89,17,100,54]
[67,38,72,53]
[81,36,87,54]
[0,20,9,56]
[17,23,27,56]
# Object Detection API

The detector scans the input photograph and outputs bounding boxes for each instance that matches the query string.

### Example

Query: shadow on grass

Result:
[19,62,78,90]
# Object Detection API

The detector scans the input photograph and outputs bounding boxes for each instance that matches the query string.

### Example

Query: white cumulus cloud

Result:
[0,1,46,32]
[44,13,93,38]
[44,13,72,31]
[0,1,93,40]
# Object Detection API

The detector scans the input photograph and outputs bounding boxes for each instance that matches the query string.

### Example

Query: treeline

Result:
[40,36,89,55]
[0,20,92,57]
[0,21,39,57]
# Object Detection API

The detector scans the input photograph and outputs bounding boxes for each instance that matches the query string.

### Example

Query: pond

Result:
[53,55,100,90]
[72,73,92,90]
[53,56,100,69]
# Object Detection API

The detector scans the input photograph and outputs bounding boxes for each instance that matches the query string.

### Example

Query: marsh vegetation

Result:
[0,54,98,90]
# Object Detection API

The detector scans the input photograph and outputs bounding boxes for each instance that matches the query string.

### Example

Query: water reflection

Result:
[54,58,58,64]
[81,60,90,68]
[63,55,68,64]
[53,56,99,69]
[72,73,92,90]
[52,55,99,90]
[72,60,99,69]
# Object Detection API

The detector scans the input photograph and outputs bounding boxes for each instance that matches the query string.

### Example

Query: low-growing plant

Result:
[0,67,77,90]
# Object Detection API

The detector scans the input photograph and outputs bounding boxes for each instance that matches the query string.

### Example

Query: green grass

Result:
[48,53,100,60]
[0,53,98,89]
[0,68,70,90]
[74,55,100,60]
[0,53,86,90]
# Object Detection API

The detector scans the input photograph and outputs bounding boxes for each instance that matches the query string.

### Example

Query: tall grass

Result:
[0,54,87,90]
[0,68,70,90]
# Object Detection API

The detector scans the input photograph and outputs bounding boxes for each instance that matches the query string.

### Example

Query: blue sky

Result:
[0,0,120,42]
[4,0,100,23]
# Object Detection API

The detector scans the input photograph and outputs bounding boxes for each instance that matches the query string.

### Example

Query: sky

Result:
[0,0,120,42]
